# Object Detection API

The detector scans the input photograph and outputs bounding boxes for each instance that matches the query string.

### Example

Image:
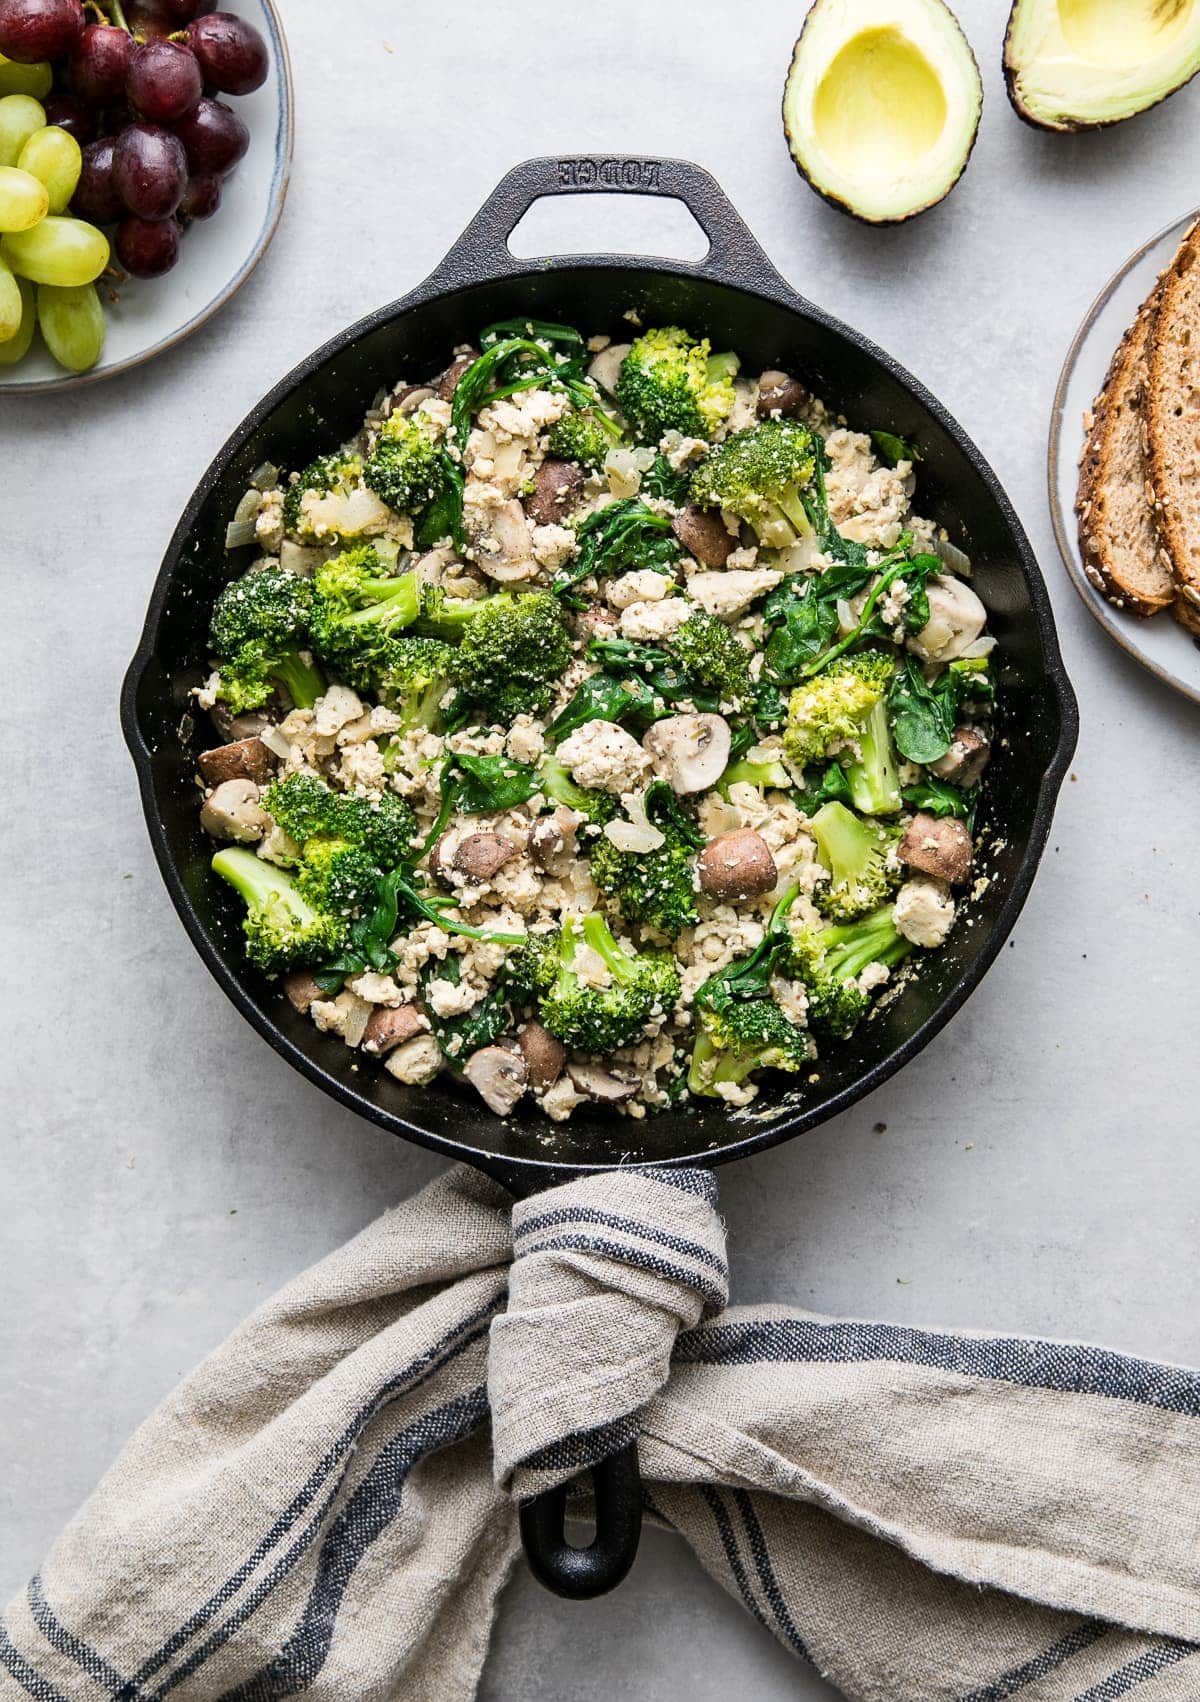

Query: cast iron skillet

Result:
[122,155,1078,1599]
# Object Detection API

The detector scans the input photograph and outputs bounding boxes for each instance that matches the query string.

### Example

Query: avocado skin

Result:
[1002,0,1200,132]
[781,7,982,227]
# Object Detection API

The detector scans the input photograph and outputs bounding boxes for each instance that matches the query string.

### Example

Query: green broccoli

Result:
[518,913,681,1053]
[667,611,754,712]
[689,418,818,548]
[308,545,422,689]
[688,997,812,1097]
[363,410,446,515]
[807,800,901,923]
[375,635,456,729]
[263,772,417,875]
[616,327,738,442]
[208,564,325,714]
[282,453,363,539]
[212,848,346,973]
[294,838,381,918]
[547,405,623,469]
[537,754,617,825]
[589,783,702,939]
[788,906,911,1038]
[783,651,895,765]
[447,591,573,723]
[719,756,794,796]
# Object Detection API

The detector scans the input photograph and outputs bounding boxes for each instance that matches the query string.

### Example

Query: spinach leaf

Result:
[888,656,955,764]
[448,752,543,814]
[641,453,693,504]
[555,499,681,603]
[796,762,854,813]
[902,777,979,828]
[545,671,660,747]
[871,430,921,468]
[419,954,516,1069]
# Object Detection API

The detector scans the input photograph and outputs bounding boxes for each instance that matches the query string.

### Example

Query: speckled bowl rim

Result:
[0,0,293,398]
[1047,204,1200,708]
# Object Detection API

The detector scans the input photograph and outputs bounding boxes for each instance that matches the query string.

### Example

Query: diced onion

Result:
[224,519,258,550]
[250,462,278,491]
[959,636,996,659]
[836,597,857,634]
[233,487,262,524]
[342,998,372,1050]
[935,536,973,578]
[259,725,292,761]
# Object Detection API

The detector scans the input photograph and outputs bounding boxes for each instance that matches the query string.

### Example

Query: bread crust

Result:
[1145,218,1200,634]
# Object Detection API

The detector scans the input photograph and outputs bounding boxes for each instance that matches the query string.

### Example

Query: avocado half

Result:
[782,0,982,225]
[1004,0,1200,131]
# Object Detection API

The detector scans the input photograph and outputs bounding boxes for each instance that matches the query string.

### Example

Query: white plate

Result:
[1048,206,1200,706]
[0,0,292,395]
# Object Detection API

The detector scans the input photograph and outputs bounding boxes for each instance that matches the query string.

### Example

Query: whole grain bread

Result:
[1076,280,1174,618]
[1145,218,1200,636]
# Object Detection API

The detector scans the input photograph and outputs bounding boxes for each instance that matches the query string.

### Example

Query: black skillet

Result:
[121,155,1079,1599]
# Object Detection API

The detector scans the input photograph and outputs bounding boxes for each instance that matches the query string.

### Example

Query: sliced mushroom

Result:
[898,812,974,885]
[197,736,273,788]
[529,806,582,872]
[390,383,436,417]
[907,575,988,664]
[209,702,273,743]
[672,504,734,568]
[283,971,323,1015]
[452,833,515,881]
[362,1003,427,1056]
[697,828,778,901]
[464,1045,529,1116]
[588,341,631,395]
[527,458,585,526]
[929,725,991,790]
[439,350,478,402]
[643,713,731,795]
[518,1020,568,1090]
[476,497,536,582]
[756,370,808,419]
[566,1063,638,1104]
[428,831,456,883]
[200,778,270,843]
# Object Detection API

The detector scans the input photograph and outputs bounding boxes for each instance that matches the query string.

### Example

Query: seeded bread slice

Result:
[1076,280,1174,619]
[1146,219,1200,636]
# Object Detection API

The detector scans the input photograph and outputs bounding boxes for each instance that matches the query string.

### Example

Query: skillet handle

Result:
[518,1441,643,1599]
[420,153,787,296]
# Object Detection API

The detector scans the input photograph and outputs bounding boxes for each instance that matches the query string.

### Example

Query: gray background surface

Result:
[2,2,1198,1695]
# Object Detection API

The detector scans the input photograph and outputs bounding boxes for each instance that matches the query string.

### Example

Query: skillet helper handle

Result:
[421,153,786,295]
[518,1441,643,1599]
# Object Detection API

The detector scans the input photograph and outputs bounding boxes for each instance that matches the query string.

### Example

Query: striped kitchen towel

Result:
[4,1163,1200,1702]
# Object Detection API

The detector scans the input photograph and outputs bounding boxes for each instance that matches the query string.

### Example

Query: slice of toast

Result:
[1076,280,1174,619]
[1145,218,1200,636]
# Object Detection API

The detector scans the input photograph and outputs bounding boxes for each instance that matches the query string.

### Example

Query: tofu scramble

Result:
[193,318,997,1124]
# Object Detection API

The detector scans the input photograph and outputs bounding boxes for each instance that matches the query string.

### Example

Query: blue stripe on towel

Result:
[510,1232,727,1310]
[957,1623,1110,1701]
[518,1414,641,1477]
[514,1206,727,1277]
[633,1167,717,1203]
[697,1485,772,1635]
[1073,1640,1196,1701]
[0,1625,69,1702]
[25,1575,129,1697]
[731,1490,810,1661]
[674,1319,1200,1416]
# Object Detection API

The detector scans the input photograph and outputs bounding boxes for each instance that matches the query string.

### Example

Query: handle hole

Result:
[507,193,710,264]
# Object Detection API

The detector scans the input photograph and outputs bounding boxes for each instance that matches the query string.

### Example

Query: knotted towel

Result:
[4,1164,1200,1702]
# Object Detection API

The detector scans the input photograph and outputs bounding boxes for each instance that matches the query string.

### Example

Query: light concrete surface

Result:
[2,2,1198,1695]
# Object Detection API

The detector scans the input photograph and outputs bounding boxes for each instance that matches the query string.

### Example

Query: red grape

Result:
[72,134,124,223]
[0,0,84,63]
[172,95,247,173]
[113,122,187,220]
[43,91,95,142]
[122,0,173,39]
[127,38,202,123]
[179,168,220,219]
[70,25,134,107]
[186,12,267,96]
[116,213,180,277]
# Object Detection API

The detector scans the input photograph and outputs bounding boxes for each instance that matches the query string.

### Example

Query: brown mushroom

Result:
[362,1003,427,1057]
[697,829,778,901]
[209,703,273,743]
[199,778,270,843]
[566,1063,638,1104]
[438,350,478,401]
[463,1046,529,1116]
[672,504,734,568]
[929,726,991,790]
[197,736,273,788]
[283,972,323,1015]
[528,806,582,872]
[756,370,808,419]
[390,383,435,417]
[428,832,456,883]
[518,1020,568,1090]
[526,458,585,526]
[898,813,974,885]
[643,713,732,795]
[452,834,516,881]
[476,497,536,582]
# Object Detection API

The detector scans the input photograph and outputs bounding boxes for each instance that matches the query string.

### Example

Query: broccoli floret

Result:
[263,772,416,875]
[282,453,363,539]
[783,651,896,768]
[615,327,738,443]
[667,611,754,711]
[308,545,422,688]
[547,406,622,470]
[363,410,446,515]
[448,591,573,723]
[294,838,381,918]
[688,997,812,1097]
[807,800,901,923]
[719,757,794,796]
[520,913,681,1053]
[537,754,617,825]
[588,782,701,939]
[843,697,902,815]
[208,564,325,713]
[375,635,456,729]
[689,419,818,548]
[212,847,346,973]
[788,906,911,1038]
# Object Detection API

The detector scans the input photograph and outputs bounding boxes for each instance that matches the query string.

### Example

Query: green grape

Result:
[0,58,52,101]
[37,281,105,372]
[0,165,48,232]
[0,95,45,170]
[0,270,34,365]
[0,254,19,340]
[18,127,81,215]
[1,216,109,287]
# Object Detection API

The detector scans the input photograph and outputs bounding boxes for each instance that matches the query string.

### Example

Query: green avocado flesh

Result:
[783,0,982,225]
[1005,0,1200,130]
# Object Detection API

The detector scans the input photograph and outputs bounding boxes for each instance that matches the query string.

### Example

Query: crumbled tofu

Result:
[506,715,546,766]
[686,568,783,622]
[893,876,956,948]
[384,1034,443,1084]
[539,1075,588,1121]
[661,432,709,470]
[255,488,284,552]
[338,741,387,795]
[619,598,693,642]
[312,686,365,738]
[531,523,578,572]
[425,976,483,1019]
[556,720,653,795]
[607,569,672,609]
[348,973,405,1006]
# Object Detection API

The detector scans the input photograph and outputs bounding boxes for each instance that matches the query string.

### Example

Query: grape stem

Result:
[100,0,132,33]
